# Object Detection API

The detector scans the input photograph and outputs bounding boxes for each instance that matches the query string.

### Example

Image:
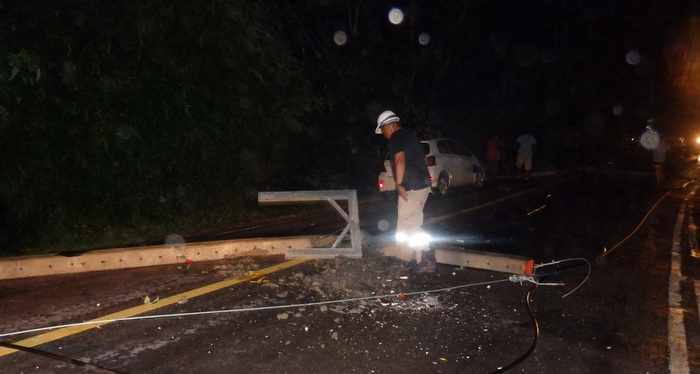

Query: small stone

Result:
[276,291,289,298]
[320,305,328,312]
[294,313,302,318]
[331,332,339,340]
[276,313,289,320]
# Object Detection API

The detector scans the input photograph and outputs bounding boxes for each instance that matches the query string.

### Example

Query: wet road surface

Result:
[2,171,700,373]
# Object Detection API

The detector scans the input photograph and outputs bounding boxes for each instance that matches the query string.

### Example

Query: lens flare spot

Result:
[333,30,347,46]
[418,32,431,46]
[625,50,641,65]
[612,104,624,116]
[165,233,185,247]
[388,7,404,25]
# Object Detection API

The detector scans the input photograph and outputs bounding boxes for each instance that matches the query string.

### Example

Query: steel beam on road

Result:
[258,190,362,258]
[435,246,534,275]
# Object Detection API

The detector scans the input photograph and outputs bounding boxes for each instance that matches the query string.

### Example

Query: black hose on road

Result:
[489,285,539,374]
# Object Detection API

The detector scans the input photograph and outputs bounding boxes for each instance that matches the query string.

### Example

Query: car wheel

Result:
[438,175,450,196]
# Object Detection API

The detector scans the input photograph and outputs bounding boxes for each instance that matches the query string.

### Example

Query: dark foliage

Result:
[0,0,685,252]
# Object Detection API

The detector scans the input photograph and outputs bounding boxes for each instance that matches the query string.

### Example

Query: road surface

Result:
[1,171,700,373]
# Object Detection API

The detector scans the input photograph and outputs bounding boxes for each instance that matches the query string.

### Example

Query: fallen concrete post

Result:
[435,246,534,275]
[0,235,332,280]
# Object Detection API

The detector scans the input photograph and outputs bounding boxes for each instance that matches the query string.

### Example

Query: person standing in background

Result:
[486,135,503,177]
[515,133,537,179]
[652,137,669,186]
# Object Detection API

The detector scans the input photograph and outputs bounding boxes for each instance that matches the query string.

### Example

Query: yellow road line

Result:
[0,258,308,358]
[425,188,538,225]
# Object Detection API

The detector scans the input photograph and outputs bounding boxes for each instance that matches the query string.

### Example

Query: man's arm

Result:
[393,151,406,185]
[393,151,408,201]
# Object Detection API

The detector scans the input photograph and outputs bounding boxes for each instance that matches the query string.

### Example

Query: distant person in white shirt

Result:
[652,138,669,186]
[515,133,537,178]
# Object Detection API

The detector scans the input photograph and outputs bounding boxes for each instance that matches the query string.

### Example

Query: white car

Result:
[378,138,486,196]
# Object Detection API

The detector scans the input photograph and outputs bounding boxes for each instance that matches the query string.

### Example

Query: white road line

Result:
[668,189,694,374]
[689,199,700,321]
[425,188,537,225]
[696,281,700,323]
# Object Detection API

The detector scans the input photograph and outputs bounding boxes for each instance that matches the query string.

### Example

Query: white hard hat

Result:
[375,110,400,134]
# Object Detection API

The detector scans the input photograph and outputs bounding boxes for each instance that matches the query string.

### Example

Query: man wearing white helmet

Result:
[375,110,434,272]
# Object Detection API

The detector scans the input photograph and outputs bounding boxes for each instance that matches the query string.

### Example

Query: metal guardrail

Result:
[258,190,362,258]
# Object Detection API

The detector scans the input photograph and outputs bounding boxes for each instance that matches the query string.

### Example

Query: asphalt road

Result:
[2,171,700,373]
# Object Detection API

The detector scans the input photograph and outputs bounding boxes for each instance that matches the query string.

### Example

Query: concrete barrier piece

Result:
[0,235,331,280]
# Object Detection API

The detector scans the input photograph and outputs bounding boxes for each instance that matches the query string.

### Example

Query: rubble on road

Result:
[213,257,261,277]
[248,256,454,314]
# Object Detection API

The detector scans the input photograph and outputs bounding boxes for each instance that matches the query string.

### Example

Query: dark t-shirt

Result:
[388,128,430,191]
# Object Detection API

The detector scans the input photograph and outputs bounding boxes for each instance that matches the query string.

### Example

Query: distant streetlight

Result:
[388,7,404,25]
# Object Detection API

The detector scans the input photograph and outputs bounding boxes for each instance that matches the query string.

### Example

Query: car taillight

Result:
[426,156,436,166]
[379,180,384,190]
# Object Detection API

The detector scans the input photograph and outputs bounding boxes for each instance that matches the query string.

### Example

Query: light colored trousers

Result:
[384,187,431,262]
[516,152,533,171]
